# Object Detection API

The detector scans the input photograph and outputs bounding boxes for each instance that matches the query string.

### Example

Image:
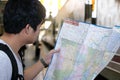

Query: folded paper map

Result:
[44,19,120,80]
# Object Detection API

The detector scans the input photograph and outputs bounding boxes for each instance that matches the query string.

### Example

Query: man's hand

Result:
[43,49,60,65]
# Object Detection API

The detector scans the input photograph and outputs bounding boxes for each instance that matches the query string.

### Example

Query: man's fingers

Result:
[50,49,60,54]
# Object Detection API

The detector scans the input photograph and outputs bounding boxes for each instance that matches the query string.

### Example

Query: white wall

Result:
[97,0,120,27]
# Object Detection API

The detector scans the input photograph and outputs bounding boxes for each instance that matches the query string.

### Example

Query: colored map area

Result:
[44,19,120,80]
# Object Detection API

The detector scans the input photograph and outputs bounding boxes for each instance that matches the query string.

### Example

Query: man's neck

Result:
[0,33,24,56]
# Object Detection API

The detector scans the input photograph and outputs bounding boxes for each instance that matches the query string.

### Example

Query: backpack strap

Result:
[0,43,24,80]
[18,46,25,69]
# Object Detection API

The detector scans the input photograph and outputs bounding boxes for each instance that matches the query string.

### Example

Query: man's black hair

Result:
[3,0,46,34]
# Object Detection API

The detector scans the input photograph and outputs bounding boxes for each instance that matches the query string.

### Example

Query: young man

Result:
[0,0,60,80]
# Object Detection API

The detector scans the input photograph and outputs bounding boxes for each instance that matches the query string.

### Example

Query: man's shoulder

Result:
[0,40,13,61]
[0,50,12,65]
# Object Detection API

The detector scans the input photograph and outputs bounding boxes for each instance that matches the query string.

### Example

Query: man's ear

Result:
[24,24,31,34]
